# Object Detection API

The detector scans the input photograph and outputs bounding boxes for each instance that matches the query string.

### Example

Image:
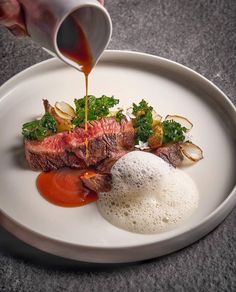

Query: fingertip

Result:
[8,24,27,37]
[0,0,27,34]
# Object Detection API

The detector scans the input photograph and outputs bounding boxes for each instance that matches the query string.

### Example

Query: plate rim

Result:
[0,50,236,263]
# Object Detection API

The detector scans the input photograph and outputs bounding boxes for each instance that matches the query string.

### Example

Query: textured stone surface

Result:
[0,0,236,291]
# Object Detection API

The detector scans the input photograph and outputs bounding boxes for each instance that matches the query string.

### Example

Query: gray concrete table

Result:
[0,1,235,291]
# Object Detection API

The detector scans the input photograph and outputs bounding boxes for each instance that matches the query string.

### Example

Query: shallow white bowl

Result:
[0,50,235,263]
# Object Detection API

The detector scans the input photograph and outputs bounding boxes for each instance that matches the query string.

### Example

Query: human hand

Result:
[0,0,104,37]
[0,0,27,36]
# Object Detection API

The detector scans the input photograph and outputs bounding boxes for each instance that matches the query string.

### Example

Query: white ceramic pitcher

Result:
[18,0,112,71]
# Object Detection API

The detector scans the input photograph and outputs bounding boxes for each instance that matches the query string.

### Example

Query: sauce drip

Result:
[59,15,92,159]
[39,16,95,207]
[85,74,89,159]
[37,169,98,207]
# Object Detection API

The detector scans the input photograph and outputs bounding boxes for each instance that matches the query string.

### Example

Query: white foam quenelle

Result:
[98,151,199,234]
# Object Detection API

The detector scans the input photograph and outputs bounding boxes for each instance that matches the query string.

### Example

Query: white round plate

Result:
[0,51,235,263]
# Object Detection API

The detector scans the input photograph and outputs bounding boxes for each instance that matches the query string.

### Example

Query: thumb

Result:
[0,0,27,36]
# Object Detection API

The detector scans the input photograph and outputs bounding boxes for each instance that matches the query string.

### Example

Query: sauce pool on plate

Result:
[37,169,98,207]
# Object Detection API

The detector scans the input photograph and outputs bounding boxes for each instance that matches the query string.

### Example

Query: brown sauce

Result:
[37,169,98,207]
[37,17,95,207]
[59,16,92,159]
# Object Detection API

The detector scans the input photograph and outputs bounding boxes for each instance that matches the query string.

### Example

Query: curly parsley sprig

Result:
[131,99,187,146]
[22,113,57,140]
[72,95,119,126]
[162,120,187,143]
[132,99,153,144]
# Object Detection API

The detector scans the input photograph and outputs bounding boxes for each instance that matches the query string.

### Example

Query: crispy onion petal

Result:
[165,115,193,130]
[180,142,203,162]
[152,109,162,121]
[55,101,76,120]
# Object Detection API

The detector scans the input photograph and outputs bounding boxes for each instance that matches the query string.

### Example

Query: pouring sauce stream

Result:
[59,16,92,160]
[37,16,95,207]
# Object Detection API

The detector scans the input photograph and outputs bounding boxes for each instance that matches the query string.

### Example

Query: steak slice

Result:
[25,117,135,171]
[81,172,112,193]
[96,150,128,173]
[154,142,183,167]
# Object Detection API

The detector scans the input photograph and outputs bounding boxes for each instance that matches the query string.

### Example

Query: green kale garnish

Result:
[73,95,119,126]
[162,120,187,144]
[22,113,57,140]
[132,99,153,143]
[115,109,125,122]
[40,113,57,132]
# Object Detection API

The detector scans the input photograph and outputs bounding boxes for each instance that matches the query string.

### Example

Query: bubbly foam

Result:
[97,151,199,234]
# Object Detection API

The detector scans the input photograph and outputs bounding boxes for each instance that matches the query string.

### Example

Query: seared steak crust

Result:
[155,142,183,167]
[25,117,135,171]
[96,151,128,173]
[81,173,112,193]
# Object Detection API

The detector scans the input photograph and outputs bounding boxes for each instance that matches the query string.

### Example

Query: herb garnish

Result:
[162,120,187,143]
[115,109,125,122]
[73,95,119,126]
[132,99,153,143]
[22,113,57,140]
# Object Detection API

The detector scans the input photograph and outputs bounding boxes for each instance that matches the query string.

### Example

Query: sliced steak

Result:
[154,142,183,167]
[25,117,135,171]
[96,150,128,173]
[81,172,112,193]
